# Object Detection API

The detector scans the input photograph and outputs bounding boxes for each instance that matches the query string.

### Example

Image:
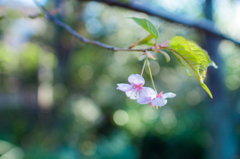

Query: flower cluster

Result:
[117,74,176,108]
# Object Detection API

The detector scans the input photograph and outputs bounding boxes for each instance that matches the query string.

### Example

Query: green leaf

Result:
[160,51,171,62]
[171,51,192,76]
[130,17,159,39]
[0,15,6,21]
[170,36,214,98]
[137,24,162,45]
[187,40,208,69]
[203,50,218,68]
[138,34,154,45]
[170,36,201,78]
[201,82,213,98]
[209,60,218,69]
[143,41,156,46]
[187,41,218,69]
[146,52,157,60]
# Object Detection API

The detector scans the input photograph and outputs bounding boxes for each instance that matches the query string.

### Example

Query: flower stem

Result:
[146,59,157,92]
[141,59,147,76]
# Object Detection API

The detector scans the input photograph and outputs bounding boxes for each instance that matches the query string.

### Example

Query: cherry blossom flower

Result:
[136,87,156,104]
[150,91,176,107]
[117,74,151,99]
[137,89,176,107]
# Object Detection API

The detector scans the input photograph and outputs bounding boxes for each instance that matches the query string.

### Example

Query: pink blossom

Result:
[150,91,176,107]
[117,74,150,99]
[137,89,176,107]
[136,87,156,104]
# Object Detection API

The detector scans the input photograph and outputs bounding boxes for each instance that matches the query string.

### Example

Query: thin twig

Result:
[33,0,153,52]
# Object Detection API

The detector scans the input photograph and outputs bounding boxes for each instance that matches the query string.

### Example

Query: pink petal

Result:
[151,97,167,107]
[128,74,145,86]
[143,87,157,98]
[117,84,133,92]
[138,87,150,98]
[137,97,152,104]
[126,88,139,99]
[162,93,176,98]
[137,87,156,104]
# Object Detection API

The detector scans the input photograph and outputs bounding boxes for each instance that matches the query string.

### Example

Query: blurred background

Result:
[0,0,240,159]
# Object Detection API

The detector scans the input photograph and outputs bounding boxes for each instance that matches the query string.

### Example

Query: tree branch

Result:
[34,1,153,52]
[84,0,240,46]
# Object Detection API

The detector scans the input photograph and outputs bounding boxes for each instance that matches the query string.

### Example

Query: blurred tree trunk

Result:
[204,0,238,159]
[38,0,71,124]
[54,0,70,84]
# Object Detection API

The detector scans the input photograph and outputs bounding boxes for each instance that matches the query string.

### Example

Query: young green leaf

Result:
[138,34,154,45]
[160,51,171,62]
[130,17,159,39]
[170,36,215,98]
[171,51,192,76]
[187,40,208,69]
[0,15,6,21]
[203,50,218,68]
[208,60,218,69]
[201,82,213,98]
[137,24,162,45]
[187,41,218,69]
[146,52,157,60]
[170,36,201,77]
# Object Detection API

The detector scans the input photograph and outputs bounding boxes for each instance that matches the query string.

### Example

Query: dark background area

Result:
[0,0,240,159]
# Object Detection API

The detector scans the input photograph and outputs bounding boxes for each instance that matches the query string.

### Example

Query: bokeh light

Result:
[113,110,129,126]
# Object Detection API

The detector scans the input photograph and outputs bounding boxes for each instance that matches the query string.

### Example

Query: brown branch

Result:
[33,1,153,52]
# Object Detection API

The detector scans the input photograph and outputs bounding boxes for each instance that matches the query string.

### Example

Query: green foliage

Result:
[137,24,162,45]
[130,17,159,39]
[0,15,6,21]
[129,17,215,98]
[137,34,154,45]
[170,36,216,98]
[19,44,41,72]
[172,52,192,76]
[160,51,170,62]
[205,50,218,69]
